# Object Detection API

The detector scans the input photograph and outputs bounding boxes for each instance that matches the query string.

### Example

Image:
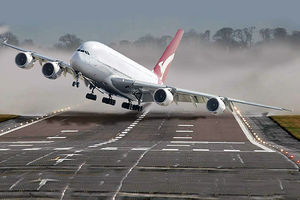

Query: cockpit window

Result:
[77,49,90,55]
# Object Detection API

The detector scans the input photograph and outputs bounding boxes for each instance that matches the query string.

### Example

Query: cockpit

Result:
[76,49,90,55]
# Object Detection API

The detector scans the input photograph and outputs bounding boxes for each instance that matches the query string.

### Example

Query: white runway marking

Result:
[47,136,66,139]
[9,177,24,190]
[170,141,245,144]
[116,136,122,139]
[101,147,118,150]
[237,154,244,164]
[131,147,149,151]
[119,134,125,137]
[0,148,10,151]
[167,144,190,147]
[60,130,78,133]
[9,144,33,147]
[176,130,194,133]
[162,148,179,151]
[173,137,192,139]
[0,141,54,144]
[122,131,128,134]
[224,149,241,152]
[0,115,54,137]
[23,148,41,151]
[54,147,73,150]
[26,151,55,165]
[178,124,194,127]
[129,124,135,127]
[111,143,157,200]
[254,150,267,152]
[193,149,210,152]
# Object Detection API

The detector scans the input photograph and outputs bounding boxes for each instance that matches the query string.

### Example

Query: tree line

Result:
[1,27,300,51]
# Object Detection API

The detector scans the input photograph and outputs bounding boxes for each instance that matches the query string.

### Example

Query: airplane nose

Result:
[70,51,81,70]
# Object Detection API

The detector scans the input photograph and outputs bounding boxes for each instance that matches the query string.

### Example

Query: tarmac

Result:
[0,110,299,199]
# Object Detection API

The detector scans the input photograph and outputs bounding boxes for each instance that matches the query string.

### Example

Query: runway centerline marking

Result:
[54,147,73,150]
[178,124,194,127]
[9,144,33,147]
[176,130,194,133]
[23,148,41,151]
[131,148,150,151]
[224,149,241,152]
[167,144,190,147]
[47,136,66,139]
[0,141,54,144]
[173,137,192,139]
[170,141,245,144]
[101,147,118,150]
[162,148,179,151]
[0,148,10,151]
[193,149,210,152]
[60,130,78,133]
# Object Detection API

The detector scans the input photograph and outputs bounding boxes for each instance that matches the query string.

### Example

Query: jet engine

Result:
[15,52,34,69]
[42,62,62,79]
[153,88,173,106]
[206,97,226,115]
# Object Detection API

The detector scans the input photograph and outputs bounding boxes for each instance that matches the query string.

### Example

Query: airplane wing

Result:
[0,39,73,74]
[0,39,97,88]
[111,78,291,112]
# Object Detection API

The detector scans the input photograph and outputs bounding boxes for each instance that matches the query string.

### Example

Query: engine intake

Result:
[42,62,62,79]
[153,88,173,106]
[15,52,34,69]
[206,97,226,115]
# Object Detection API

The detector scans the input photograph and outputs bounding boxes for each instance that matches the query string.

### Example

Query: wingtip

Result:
[282,108,293,112]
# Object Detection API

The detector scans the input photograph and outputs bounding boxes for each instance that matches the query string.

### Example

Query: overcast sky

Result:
[1,0,300,45]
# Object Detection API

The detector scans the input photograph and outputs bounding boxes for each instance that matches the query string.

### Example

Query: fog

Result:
[0,39,299,115]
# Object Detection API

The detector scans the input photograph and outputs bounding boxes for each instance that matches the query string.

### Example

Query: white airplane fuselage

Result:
[70,41,159,101]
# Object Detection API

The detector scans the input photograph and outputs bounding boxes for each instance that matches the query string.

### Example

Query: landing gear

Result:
[72,72,80,88]
[121,102,143,111]
[102,97,116,106]
[86,93,97,101]
[72,81,79,88]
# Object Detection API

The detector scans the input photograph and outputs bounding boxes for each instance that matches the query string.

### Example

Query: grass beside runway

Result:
[0,114,18,122]
[270,115,300,140]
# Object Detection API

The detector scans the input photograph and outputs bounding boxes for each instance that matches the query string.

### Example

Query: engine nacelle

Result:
[15,52,34,69]
[206,97,226,115]
[153,88,173,106]
[42,62,62,79]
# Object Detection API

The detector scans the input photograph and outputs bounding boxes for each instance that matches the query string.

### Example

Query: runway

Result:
[0,110,299,199]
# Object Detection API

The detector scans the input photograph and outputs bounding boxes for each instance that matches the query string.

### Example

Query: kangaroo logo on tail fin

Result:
[153,29,184,84]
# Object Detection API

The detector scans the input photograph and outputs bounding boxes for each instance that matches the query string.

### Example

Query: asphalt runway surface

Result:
[0,110,299,199]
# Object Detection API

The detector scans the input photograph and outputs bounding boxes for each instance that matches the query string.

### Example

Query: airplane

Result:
[0,29,291,114]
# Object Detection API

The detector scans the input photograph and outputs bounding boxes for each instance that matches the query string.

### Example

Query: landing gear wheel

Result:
[102,97,116,105]
[86,93,97,101]
[76,82,80,88]
[121,102,131,110]
[72,81,76,87]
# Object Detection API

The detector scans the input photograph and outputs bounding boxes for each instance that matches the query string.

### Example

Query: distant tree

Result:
[272,27,288,41]
[289,31,300,45]
[243,26,255,47]
[22,39,34,46]
[259,28,272,42]
[134,34,160,47]
[119,40,131,46]
[0,32,19,45]
[213,27,235,48]
[55,34,82,51]
[233,29,247,47]
[200,30,210,41]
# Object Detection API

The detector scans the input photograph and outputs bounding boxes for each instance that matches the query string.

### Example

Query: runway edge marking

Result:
[0,115,57,137]
[232,110,274,152]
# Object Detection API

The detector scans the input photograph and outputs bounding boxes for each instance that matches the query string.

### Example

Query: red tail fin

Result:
[153,29,184,84]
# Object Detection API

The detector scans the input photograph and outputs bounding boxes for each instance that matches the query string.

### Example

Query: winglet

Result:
[153,29,184,84]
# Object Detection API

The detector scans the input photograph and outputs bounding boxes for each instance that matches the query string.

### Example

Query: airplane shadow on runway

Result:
[44,111,233,126]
